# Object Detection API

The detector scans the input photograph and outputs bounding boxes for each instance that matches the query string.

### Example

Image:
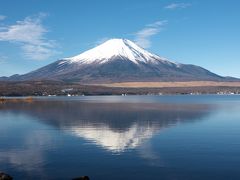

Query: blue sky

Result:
[0,0,240,77]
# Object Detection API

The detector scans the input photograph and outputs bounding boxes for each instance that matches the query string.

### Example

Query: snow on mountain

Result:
[63,38,176,65]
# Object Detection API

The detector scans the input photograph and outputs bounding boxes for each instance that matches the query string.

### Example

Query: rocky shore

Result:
[0,172,90,180]
[0,172,12,180]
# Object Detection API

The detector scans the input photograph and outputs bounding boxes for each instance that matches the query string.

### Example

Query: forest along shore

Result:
[0,81,240,96]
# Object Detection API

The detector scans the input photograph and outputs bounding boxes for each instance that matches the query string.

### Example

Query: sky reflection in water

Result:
[0,95,240,180]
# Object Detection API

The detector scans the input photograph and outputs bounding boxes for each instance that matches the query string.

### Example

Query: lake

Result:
[0,95,240,180]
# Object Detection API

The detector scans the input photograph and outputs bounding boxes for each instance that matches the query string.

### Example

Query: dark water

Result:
[0,95,240,180]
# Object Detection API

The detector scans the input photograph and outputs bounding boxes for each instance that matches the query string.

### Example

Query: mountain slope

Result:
[8,38,227,83]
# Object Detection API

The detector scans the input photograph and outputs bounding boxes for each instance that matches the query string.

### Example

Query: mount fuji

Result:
[7,38,228,83]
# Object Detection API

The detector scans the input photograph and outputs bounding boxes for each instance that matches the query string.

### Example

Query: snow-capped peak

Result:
[64,38,173,65]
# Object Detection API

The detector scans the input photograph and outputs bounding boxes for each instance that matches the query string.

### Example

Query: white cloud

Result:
[165,3,191,10]
[0,13,58,60]
[0,15,6,21]
[134,20,167,48]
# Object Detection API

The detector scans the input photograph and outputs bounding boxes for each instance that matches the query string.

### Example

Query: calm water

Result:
[0,95,240,180]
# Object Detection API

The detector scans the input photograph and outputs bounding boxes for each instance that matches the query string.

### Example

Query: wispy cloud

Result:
[94,37,110,46]
[0,54,8,64]
[0,13,58,60]
[165,3,191,10]
[134,20,167,48]
[0,15,6,21]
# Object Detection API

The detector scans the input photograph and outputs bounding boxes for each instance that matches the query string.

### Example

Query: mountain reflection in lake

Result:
[0,95,240,180]
[0,98,211,152]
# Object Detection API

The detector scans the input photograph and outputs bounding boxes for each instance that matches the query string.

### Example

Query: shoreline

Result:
[1,81,240,96]
[98,81,240,88]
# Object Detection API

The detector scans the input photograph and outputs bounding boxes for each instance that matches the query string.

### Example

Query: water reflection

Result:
[0,112,56,179]
[0,99,213,153]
